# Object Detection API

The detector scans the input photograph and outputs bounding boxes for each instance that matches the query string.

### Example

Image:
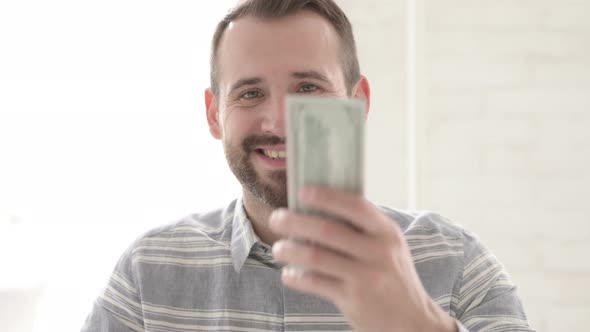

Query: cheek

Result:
[221,109,256,143]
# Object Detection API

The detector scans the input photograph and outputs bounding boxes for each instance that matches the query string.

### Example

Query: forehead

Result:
[217,10,343,89]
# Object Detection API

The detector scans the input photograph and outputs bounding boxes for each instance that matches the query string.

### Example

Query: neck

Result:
[241,190,281,246]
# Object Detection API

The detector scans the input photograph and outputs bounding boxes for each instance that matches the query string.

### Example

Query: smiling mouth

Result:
[255,149,287,160]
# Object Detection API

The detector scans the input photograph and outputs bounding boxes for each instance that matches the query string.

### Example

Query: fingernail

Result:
[283,266,296,278]
[283,266,304,280]
[270,209,286,227]
[272,240,285,254]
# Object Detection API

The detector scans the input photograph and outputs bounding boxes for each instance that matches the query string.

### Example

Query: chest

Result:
[137,259,352,331]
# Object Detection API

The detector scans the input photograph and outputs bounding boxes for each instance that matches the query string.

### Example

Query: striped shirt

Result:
[81,198,533,332]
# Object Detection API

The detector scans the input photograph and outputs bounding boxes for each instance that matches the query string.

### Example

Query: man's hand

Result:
[269,186,457,332]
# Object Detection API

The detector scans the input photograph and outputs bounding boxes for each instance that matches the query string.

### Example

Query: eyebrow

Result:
[227,70,333,96]
[290,71,332,85]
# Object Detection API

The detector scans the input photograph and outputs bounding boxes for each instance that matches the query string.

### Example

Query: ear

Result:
[205,88,222,139]
[352,75,371,118]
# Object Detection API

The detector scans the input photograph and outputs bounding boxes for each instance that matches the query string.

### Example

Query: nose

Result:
[260,93,286,137]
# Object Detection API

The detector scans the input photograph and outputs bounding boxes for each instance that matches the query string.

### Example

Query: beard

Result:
[224,134,287,208]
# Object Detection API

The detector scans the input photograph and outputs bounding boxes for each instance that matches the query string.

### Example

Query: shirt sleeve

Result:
[453,230,534,332]
[81,245,145,332]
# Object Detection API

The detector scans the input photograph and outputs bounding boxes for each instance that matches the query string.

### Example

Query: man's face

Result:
[206,10,350,208]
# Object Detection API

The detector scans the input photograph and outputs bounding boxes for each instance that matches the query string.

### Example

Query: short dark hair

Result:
[209,0,360,97]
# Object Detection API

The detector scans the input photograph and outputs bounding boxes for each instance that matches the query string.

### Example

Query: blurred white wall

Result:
[340,0,408,208]
[1,1,588,332]
[0,1,238,331]
[415,1,590,331]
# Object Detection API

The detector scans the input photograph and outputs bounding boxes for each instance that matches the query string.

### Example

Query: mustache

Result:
[242,135,286,152]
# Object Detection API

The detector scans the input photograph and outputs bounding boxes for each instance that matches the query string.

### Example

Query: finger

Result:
[299,186,394,236]
[269,209,379,261]
[272,239,358,281]
[281,265,344,304]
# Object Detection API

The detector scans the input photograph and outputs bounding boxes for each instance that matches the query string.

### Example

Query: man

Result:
[82,1,532,331]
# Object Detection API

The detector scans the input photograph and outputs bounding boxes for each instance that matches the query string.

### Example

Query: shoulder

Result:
[377,205,494,264]
[118,200,237,262]
[377,205,467,240]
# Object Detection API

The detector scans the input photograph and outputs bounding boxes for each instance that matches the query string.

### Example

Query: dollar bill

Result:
[286,96,365,219]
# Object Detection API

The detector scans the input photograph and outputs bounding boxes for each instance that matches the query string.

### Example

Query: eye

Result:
[297,84,319,93]
[240,90,263,99]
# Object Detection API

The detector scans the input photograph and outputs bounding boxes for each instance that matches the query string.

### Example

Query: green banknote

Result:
[286,96,366,218]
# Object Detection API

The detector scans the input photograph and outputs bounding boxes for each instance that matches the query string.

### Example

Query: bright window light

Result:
[0,1,237,331]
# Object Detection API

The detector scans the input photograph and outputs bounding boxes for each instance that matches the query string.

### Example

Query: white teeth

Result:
[263,149,286,160]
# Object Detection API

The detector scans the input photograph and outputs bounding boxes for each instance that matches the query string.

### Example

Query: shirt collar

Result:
[230,197,262,273]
